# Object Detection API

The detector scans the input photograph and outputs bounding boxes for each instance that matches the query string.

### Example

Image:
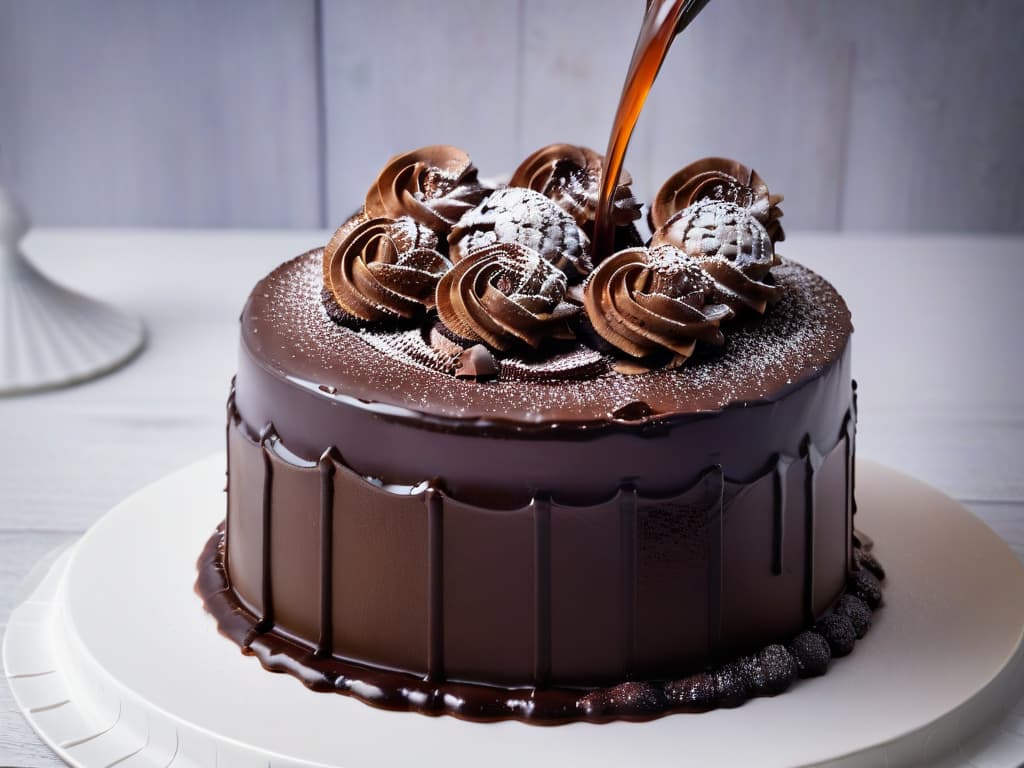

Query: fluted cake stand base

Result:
[4,456,1024,768]
[0,256,144,397]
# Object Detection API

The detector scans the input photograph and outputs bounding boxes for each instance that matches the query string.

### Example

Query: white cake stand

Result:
[0,185,144,396]
[4,456,1024,768]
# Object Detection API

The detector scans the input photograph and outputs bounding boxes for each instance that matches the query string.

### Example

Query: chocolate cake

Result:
[197,145,884,724]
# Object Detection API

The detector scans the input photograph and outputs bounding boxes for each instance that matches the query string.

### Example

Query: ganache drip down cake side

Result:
[195,142,885,724]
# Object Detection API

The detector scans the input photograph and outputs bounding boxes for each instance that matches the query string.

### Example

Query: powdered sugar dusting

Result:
[243,252,851,424]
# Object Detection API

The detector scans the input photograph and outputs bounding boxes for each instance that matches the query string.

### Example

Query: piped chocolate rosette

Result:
[321,145,788,379]
[364,145,490,234]
[322,144,489,325]
[436,241,579,352]
[650,156,785,244]
[583,244,733,371]
[322,216,450,323]
[510,143,643,245]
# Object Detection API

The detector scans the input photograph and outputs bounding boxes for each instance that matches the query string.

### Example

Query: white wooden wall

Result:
[1,0,1021,232]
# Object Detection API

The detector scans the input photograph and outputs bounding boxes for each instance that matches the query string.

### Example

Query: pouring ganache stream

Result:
[593,0,712,261]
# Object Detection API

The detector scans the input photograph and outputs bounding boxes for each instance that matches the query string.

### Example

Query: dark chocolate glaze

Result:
[317,452,335,657]
[426,487,444,680]
[803,439,823,624]
[257,424,274,632]
[204,251,862,723]
[772,456,792,575]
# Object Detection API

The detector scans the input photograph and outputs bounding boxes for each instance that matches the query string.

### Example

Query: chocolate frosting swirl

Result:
[365,145,490,234]
[435,242,579,351]
[652,200,781,315]
[323,216,451,322]
[448,187,591,282]
[651,157,785,243]
[509,143,642,230]
[583,244,733,365]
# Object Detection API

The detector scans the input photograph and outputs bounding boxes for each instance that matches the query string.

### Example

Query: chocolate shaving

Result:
[455,344,499,381]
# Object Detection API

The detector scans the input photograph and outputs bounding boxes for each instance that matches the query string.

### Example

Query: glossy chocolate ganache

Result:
[197,0,883,726]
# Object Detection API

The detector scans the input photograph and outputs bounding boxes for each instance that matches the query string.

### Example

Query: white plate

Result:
[4,456,1024,768]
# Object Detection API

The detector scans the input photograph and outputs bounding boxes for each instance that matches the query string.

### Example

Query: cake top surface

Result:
[240,251,851,429]
[240,144,851,430]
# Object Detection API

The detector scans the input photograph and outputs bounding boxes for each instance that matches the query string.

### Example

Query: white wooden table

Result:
[2,230,1022,767]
